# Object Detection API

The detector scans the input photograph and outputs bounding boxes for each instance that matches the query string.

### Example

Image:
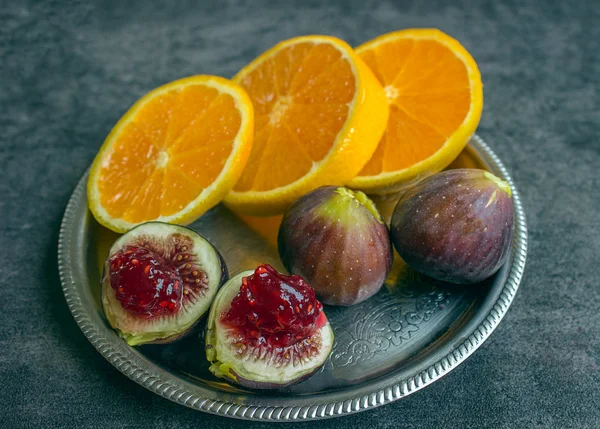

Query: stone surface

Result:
[1,0,598,427]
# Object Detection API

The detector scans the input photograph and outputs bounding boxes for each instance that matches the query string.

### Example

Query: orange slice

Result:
[348,28,483,194]
[224,35,388,215]
[87,75,254,233]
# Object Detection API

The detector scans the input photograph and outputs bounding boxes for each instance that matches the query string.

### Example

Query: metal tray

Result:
[58,135,527,421]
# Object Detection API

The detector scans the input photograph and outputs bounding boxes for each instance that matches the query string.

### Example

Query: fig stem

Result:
[333,187,384,223]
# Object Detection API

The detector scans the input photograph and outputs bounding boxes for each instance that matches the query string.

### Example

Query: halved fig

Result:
[205,265,333,389]
[102,222,227,346]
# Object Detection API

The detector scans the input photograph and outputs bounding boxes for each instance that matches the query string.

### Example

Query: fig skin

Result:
[230,368,323,390]
[278,186,393,306]
[390,169,514,284]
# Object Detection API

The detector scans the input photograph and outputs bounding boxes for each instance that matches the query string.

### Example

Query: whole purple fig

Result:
[278,186,393,306]
[390,169,514,284]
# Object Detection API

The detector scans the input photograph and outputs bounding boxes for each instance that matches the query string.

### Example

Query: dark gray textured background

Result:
[2,0,599,428]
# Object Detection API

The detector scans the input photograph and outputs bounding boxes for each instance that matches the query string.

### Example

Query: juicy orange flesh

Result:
[358,39,471,175]
[234,42,355,192]
[97,85,241,222]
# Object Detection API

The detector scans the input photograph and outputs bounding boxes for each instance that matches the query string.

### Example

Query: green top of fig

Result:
[314,186,384,224]
[483,171,512,198]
